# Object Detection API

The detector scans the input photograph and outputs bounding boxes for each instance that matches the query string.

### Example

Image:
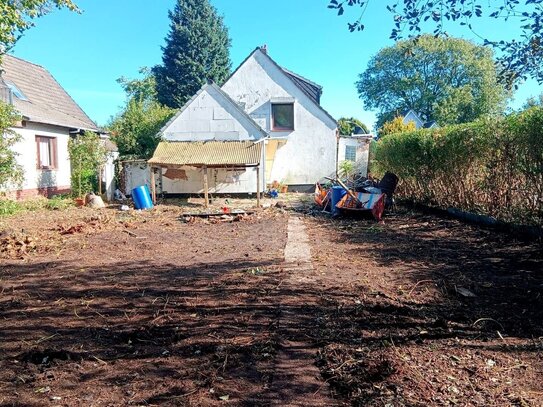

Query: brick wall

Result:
[6,186,71,200]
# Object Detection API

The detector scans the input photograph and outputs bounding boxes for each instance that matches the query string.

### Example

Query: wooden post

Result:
[150,167,156,204]
[203,166,209,208]
[256,166,261,208]
[98,166,103,196]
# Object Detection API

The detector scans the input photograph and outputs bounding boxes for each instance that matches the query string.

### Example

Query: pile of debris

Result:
[0,232,37,259]
[181,210,254,224]
[314,172,399,221]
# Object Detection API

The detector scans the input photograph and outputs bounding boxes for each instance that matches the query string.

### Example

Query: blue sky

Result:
[9,0,543,129]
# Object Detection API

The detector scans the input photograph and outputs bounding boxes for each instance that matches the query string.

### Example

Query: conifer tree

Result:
[154,0,231,108]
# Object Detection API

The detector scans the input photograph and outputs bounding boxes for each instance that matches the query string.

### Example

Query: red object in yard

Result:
[222,206,231,214]
[336,192,386,221]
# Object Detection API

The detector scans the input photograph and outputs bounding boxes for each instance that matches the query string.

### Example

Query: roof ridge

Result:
[3,53,47,70]
[250,49,336,126]
[281,67,323,90]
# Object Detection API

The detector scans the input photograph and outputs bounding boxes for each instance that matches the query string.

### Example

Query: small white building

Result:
[148,46,338,195]
[0,55,117,200]
[338,135,372,177]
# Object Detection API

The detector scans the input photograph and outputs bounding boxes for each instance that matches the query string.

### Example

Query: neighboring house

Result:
[147,46,338,195]
[402,109,438,129]
[338,135,372,177]
[0,54,117,200]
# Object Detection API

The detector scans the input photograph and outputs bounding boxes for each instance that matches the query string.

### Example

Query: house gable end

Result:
[222,48,337,130]
[403,110,424,129]
[160,83,267,142]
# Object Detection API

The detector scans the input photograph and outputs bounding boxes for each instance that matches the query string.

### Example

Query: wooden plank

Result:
[181,210,254,218]
[203,166,209,208]
[98,166,103,196]
[256,166,261,208]
[150,167,156,204]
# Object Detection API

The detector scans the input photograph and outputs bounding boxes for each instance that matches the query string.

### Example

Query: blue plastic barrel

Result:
[331,186,347,215]
[132,185,154,210]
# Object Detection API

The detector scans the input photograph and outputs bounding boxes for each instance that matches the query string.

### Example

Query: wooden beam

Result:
[256,166,261,208]
[150,167,156,204]
[203,166,209,208]
[98,166,103,196]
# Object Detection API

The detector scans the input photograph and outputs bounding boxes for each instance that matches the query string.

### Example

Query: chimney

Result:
[260,44,268,54]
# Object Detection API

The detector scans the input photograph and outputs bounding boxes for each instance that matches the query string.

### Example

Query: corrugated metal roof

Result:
[148,141,261,167]
[0,54,98,131]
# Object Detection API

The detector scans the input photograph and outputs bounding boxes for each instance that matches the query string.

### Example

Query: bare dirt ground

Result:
[0,198,542,406]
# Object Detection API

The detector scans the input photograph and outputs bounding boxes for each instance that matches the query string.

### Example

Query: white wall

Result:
[9,122,71,192]
[338,137,371,177]
[103,151,118,201]
[222,50,337,186]
[162,85,264,142]
[161,167,260,195]
[123,162,260,195]
[124,161,162,195]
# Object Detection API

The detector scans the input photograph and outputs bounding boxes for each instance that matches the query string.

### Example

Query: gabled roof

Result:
[225,47,337,127]
[0,54,98,131]
[149,141,261,167]
[281,67,323,105]
[159,82,268,139]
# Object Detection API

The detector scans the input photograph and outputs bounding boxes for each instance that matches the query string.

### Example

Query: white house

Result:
[402,109,438,129]
[0,55,117,200]
[148,46,338,195]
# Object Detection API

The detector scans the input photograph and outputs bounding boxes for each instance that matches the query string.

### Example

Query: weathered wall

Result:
[122,161,261,196]
[123,160,162,195]
[338,137,371,177]
[161,86,264,142]
[161,167,260,195]
[6,122,72,197]
[102,151,118,201]
[222,50,337,186]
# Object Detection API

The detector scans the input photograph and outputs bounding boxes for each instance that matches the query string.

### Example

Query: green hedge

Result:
[373,107,543,226]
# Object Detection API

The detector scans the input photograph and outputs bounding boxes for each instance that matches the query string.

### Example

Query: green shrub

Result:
[0,196,74,217]
[0,199,23,216]
[373,107,543,226]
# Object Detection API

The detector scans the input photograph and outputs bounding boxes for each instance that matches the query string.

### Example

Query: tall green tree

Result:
[357,35,509,126]
[328,0,543,86]
[523,93,543,109]
[108,68,175,160]
[153,0,231,108]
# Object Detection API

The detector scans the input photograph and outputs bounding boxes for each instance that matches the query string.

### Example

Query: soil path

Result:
[258,215,337,406]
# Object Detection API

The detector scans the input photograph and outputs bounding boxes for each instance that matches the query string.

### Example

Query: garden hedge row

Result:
[373,107,543,226]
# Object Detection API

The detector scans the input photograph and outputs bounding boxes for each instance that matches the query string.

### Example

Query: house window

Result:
[36,136,57,169]
[272,103,294,131]
[5,80,28,101]
[345,145,357,162]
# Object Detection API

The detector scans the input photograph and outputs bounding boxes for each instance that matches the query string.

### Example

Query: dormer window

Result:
[272,103,294,131]
[5,80,28,101]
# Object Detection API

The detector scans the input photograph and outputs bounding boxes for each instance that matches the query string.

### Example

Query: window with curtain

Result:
[36,136,57,169]
[272,103,294,131]
[345,145,357,162]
